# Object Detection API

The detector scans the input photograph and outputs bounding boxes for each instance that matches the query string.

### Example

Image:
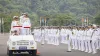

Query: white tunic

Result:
[21,18,31,35]
[11,21,20,31]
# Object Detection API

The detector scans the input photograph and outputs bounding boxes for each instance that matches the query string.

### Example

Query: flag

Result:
[81,17,84,22]
[84,19,86,22]
[86,17,88,23]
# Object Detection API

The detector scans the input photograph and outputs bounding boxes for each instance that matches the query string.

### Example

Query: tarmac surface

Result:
[0,33,100,56]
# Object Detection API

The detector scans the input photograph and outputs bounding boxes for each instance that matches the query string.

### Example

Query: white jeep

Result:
[7,34,37,56]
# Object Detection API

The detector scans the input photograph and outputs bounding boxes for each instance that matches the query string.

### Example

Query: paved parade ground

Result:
[0,33,100,56]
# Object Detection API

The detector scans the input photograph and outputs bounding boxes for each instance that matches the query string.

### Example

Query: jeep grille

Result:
[17,40,29,45]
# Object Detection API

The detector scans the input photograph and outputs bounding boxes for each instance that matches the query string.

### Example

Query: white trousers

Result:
[21,28,30,35]
[67,38,71,51]
[84,40,88,52]
[87,40,92,53]
[81,40,85,51]
[92,40,97,54]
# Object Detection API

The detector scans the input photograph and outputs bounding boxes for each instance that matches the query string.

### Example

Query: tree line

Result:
[0,0,100,32]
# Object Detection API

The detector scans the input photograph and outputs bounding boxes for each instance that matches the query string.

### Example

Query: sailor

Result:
[61,26,67,44]
[80,27,84,51]
[97,26,100,49]
[47,26,52,44]
[74,27,79,50]
[51,27,54,45]
[77,27,81,50]
[67,27,72,52]
[95,26,100,49]
[33,27,41,42]
[81,27,85,51]
[55,26,60,45]
[11,16,21,35]
[38,27,42,42]
[91,24,98,54]
[41,27,45,45]
[19,13,25,25]
[44,26,48,41]
[71,26,77,50]
[84,26,89,52]
[20,13,31,35]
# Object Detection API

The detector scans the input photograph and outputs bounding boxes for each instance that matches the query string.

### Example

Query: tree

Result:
[94,14,100,25]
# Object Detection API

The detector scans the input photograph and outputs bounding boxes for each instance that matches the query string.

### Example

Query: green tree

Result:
[94,14,100,25]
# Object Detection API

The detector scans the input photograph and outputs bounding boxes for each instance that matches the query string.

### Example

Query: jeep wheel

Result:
[8,50,13,56]
[31,50,37,56]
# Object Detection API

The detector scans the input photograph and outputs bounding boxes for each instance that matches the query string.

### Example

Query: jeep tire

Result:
[31,50,37,56]
[8,50,13,56]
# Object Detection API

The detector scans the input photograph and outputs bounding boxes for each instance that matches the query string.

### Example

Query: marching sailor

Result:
[67,27,72,52]
[91,25,98,54]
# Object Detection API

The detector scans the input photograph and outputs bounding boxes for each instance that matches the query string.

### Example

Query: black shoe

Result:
[67,51,71,52]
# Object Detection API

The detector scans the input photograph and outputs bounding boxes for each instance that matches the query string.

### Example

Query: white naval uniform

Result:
[71,29,77,49]
[51,29,55,45]
[77,30,81,50]
[41,29,45,45]
[84,30,88,52]
[11,20,20,34]
[95,28,100,49]
[81,30,85,51]
[91,29,99,54]
[80,30,84,51]
[86,29,92,53]
[67,29,72,51]
[60,28,67,44]
[21,18,31,35]
[44,28,49,41]
[55,29,60,45]
[52,29,59,45]
[20,15,24,25]
[33,29,37,41]
[47,28,53,44]
[33,29,41,42]
[75,30,78,50]
[97,28,100,49]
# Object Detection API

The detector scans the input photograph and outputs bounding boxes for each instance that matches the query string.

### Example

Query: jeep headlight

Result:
[30,41,34,45]
[12,42,16,45]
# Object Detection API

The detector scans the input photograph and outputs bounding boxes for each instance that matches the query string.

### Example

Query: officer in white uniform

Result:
[79,27,83,51]
[91,25,98,54]
[67,27,72,52]
[11,16,21,35]
[97,26,100,49]
[74,27,79,50]
[77,27,81,51]
[71,27,77,50]
[20,13,31,35]
[20,13,25,25]
[55,27,60,45]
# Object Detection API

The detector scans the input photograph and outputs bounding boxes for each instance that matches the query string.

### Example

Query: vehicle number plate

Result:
[19,46,27,50]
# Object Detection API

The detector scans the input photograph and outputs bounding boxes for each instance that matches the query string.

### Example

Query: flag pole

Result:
[86,17,88,26]
[81,17,84,26]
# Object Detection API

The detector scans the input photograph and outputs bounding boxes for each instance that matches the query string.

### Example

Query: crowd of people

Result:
[11,13,31,35]
[10,13,100,54]
[33,25,100,54]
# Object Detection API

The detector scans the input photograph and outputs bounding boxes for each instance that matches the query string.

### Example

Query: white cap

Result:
[93,24,97,27]
[13,16,18,19]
